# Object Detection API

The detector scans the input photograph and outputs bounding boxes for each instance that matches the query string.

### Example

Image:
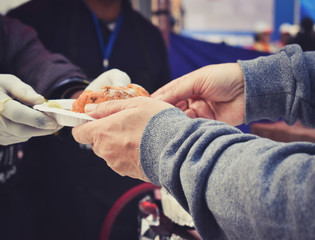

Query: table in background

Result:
[250,121,315,143]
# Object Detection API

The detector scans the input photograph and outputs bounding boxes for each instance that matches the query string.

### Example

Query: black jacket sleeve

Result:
[0,14,87,96]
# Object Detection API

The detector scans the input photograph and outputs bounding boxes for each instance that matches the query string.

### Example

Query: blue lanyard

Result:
[88,7,123,70]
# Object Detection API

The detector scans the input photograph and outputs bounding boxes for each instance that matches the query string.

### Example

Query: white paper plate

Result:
[33,99,95,127]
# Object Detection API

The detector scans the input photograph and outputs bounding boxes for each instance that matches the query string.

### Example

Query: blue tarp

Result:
[168,33,269,79]
[168,33,269,133]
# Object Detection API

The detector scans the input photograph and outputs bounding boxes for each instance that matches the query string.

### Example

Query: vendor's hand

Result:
[72,97,173,182]
[85,68,131,91]
[152,63,245,126]
[0,74,60,145]
[70,69,131,99]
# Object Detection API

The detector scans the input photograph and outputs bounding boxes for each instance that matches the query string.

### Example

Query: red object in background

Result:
[99,183,160,240]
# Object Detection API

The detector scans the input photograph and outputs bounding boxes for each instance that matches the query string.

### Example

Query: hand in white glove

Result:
[0,74,60,146]
[86,69,131,91]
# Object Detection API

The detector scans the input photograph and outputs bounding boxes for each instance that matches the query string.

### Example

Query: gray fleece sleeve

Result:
[140,108,315,240]
[140,46,315,239]
[238,44,315,127]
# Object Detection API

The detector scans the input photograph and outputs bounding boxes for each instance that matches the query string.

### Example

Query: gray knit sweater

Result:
[140,44,315,240]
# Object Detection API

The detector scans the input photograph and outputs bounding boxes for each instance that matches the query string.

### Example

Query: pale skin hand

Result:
[72,63,245,181]
[72,97,173,182]
[152,63,245,126]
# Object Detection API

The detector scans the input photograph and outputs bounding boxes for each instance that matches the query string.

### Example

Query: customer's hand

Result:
[152,63,245,126]
[0,74,60,145]
[72,97,173,182]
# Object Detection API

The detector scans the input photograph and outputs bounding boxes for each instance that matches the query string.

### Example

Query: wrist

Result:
[47,78,89,99]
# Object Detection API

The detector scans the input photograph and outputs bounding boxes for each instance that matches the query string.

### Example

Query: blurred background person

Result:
[289,16,315,51]
[7,0,171,239]
[252,21,277,53]
[275,22,293,49]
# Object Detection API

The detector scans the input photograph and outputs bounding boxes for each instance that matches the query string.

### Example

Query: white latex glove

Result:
[0,74,61,146]
[85,68,131,91]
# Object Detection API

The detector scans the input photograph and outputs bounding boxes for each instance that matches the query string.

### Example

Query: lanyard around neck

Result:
[88,7,123,71]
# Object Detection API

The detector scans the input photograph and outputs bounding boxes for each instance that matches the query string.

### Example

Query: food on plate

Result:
[44,100,64,109]
[72,83,150,113]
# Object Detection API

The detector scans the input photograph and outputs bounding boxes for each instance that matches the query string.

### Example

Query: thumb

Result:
[86,69,131,91]
[0,75,44,105]
[104,68,131,86]
[151,74,195,105]
[12,85,45,105]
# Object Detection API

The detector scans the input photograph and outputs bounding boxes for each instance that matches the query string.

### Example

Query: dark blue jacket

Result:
[8,0,171,93]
